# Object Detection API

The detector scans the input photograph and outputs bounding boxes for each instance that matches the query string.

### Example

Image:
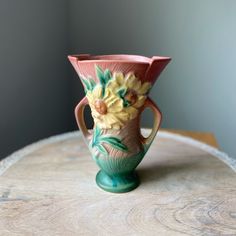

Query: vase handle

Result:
[140,97,162,147]
[74,96,91,143]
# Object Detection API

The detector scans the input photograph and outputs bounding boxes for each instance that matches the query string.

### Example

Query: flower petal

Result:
[91,109,100,118]
[133,96,146,108]
[112,124,121,130]
[93,85,103,98]
[107,98,123,112]
[104,90,119,104]
[103,113,121,125]
[133,80,141,91]
[125,73,138,87]
[98,121,111,129]
[106,80,119,92]
[86,91,94,104]
[139,82,152,95]
[114,72,125,85]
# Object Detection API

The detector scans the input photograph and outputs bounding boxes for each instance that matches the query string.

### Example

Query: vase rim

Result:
[68,54,171,65]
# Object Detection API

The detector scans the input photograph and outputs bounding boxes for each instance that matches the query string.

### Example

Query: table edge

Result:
[0,130,235,177]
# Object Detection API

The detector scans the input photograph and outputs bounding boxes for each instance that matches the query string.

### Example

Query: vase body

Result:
[68,54,171,193]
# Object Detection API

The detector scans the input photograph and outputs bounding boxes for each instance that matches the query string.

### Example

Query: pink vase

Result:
[68,54,171,193]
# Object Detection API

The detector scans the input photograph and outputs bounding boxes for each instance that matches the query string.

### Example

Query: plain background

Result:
[0,0,235,159]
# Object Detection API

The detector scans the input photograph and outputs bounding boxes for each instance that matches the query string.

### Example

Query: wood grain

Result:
[0,131,235,236]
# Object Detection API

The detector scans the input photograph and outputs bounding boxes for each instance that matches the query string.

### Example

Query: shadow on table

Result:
[137,161,195,184]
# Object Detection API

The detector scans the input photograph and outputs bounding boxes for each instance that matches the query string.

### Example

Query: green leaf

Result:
[92,126,101,147]
[81,77,96,93]
[89,79,96,91]
[96,144,108,156]
[95,65,105,85]
[104,69,112,81]
[99,136,128,152]
[92,135,96,148]
[92,126,128,154]
[96,126,102,137]
[123,100,130,107]
[117,88,131,107]
[81,78,90,93]
[95,65,112,97]
[118,88,127,98]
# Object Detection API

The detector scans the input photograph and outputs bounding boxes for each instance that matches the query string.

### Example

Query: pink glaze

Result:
[68,54,171,84]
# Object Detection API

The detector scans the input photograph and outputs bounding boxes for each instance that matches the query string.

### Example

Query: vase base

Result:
[96,170,139,193]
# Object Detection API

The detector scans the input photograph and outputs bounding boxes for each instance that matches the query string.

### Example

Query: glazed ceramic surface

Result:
[68,54,171,193]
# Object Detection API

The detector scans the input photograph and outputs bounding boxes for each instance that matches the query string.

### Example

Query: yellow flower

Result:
[86,85,129,129]
[107,72,151,119]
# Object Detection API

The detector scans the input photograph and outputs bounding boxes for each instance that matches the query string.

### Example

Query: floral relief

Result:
[107,72,151,120]
[91,126,128,156]
[81,65,151,130]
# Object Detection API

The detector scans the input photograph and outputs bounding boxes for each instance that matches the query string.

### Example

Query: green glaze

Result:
[81,77,96,94]
[95,65,112,97]
[96,170,139,193]
[93,150,145,193]
[91,126,128,156]
[68,54,170,194]
[117,88,131,107]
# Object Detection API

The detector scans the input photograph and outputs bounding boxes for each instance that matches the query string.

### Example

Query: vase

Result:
[68,54,171,193]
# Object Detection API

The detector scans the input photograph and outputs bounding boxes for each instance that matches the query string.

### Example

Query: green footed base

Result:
[96,170,140,193]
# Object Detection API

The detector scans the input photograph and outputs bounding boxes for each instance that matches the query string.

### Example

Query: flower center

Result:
[94,99,107,115]
[124,89,137,105]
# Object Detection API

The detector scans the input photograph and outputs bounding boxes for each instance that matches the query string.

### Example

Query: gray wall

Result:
[69,0,236,156]
[1,0,235,159]
[0,0,75,159]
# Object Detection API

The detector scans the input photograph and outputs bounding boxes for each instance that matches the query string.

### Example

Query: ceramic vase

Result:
[68,54,171,193]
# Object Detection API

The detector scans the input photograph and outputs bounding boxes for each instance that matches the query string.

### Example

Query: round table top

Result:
[0,130,235,236]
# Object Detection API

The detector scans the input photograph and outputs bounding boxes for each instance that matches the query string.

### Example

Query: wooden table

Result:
[162,129,219,148]
[0,129,235,236]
